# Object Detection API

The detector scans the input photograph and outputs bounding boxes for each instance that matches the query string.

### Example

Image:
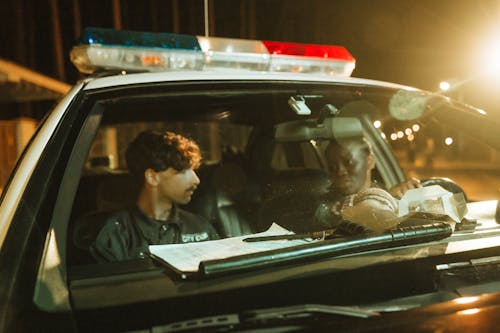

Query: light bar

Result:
[70,28,356,76]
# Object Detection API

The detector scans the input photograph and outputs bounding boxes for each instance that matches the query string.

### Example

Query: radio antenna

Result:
[204,0,209,37]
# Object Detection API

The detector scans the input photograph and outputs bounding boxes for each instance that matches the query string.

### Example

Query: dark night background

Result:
[1,0,500,118]
[0,3,499,206]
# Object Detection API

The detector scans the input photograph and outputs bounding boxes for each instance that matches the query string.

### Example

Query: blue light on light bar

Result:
[71,28,204,73]
[80,27,201,51]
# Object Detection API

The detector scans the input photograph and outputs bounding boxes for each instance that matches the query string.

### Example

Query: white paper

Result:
[398,185,468,222]
[149,223,315,273]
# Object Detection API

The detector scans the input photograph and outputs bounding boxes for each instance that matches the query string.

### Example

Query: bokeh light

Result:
[481,45,500,75]
[457,308,480,315]
[439,81,451,91]
[454,296,479,305]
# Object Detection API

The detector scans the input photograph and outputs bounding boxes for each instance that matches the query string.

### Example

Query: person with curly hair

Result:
[91,130,219,262]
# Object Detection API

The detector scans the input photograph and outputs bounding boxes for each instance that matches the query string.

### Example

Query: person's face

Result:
[155,167,200,205]
[325,141,373,195]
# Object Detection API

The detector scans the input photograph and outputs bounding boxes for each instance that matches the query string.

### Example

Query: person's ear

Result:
[144,168,159,186]
[367,153,376,171]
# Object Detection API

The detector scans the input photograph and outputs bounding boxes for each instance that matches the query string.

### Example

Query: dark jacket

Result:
[91,205,219,262]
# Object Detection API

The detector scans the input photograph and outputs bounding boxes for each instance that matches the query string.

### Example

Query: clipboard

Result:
[148,223,314,278]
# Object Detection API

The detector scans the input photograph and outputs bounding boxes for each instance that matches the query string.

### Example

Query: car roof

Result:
[83,70,419,91]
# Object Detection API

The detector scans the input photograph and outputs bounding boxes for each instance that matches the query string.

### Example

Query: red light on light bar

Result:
[263,41,354,62]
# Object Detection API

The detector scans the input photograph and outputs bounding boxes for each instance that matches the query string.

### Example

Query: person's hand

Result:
[388,177,421,199]
[341,188,399,232]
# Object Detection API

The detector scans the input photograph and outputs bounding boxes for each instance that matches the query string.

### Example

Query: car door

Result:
[0,84,87,332]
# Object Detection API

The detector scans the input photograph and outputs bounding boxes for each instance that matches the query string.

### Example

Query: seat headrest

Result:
[212,162,247,196]
[264,168,331,200]
[96,173,139,211]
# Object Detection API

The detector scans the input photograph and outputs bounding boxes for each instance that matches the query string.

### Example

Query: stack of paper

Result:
[149,223,314,273]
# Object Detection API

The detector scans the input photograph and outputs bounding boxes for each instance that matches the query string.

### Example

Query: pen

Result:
[243,229,335,242]
[243,234,312,242]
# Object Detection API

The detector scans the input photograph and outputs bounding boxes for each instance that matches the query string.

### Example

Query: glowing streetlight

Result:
[373,120,382,128]
[439,81,451,91]
[445,137,453,145]
[481,41,500,75]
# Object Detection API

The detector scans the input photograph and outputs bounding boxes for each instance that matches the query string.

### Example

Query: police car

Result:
[1,27,500,332]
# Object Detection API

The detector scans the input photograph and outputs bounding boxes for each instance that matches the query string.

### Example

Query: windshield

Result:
[63,79,500,281]
[68,81,500,263]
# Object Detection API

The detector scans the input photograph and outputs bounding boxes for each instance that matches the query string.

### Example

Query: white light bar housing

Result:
[71,28,356,76]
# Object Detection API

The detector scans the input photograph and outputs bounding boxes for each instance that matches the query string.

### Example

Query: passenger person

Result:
[91,130,219,262]
[325,137,420,198]
[315,137,421,230]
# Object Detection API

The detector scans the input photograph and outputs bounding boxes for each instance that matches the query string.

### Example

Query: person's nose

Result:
[336,162,348,176]
[190,169,200,186]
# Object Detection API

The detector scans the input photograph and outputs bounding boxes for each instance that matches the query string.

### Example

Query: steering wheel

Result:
[420,177,468,202]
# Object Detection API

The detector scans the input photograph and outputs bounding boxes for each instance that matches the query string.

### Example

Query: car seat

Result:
[69,173,139,264]
[189,161,260,238]
[258,168,335,233]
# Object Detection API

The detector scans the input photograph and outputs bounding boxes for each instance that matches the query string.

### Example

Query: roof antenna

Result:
[204,0,209,37]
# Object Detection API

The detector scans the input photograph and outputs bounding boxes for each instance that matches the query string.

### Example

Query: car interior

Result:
[66,83,394,267]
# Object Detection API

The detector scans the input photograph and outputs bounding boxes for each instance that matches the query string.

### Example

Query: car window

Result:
[86,121,253,172]
[65,82,407,267]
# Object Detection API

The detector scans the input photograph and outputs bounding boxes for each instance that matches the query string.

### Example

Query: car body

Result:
[1,28,500,332]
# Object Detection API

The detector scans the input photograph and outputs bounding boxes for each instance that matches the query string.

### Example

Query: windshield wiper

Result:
[200,222,452,277]
[153,304,378,333]
[243,303,379,320]
[152,314,240,333]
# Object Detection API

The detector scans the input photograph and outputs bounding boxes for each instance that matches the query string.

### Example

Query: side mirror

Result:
[421,177,467,202]
[495,200,500,224]
[496,188,500,223]
[496,199,500,223]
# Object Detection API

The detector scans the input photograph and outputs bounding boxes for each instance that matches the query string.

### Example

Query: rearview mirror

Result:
[274,117,364,142]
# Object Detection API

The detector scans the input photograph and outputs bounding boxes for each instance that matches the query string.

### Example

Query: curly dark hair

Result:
[125,130,201,186]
